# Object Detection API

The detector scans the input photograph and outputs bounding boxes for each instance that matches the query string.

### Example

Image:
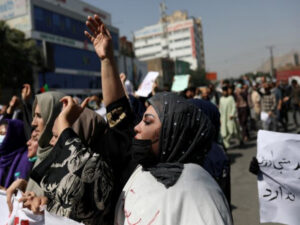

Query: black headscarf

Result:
[188,99,220,141]
[144,92,214,188]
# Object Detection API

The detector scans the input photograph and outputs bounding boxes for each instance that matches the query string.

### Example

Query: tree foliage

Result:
[0,21,42,89]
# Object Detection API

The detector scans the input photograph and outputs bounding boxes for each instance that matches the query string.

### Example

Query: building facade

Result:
[133,10,205,70]
[0,0,119,94]
[118,36,148,89]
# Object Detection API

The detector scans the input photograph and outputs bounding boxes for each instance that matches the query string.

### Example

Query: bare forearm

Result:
[6,105,15,115]
[101,58,125,106]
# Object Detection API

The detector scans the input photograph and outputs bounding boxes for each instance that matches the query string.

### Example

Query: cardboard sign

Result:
[135,71,159,97]
[171,75,190,92]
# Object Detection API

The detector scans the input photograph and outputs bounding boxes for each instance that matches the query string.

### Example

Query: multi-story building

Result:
[134,10,205,70]
[0,0,119,94]
[118,36,147,89]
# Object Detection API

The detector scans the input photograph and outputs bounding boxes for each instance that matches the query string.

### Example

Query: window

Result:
[53,14,60,26]
[173,45,190,51]
[178,54,192,59]
[34,7,43,21]
[174,37,190,42]
[33,6,119,50]
[139,52,160,59]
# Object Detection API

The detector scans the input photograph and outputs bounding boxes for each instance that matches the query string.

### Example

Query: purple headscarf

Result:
[0,119,33,188]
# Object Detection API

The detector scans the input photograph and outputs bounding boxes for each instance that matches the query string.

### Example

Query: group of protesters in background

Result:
[0,14,299,225]
[180,76,300,148]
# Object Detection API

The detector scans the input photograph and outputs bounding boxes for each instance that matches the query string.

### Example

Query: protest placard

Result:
[0,190,10,225]
[45,210,84,225]
[1,190,44,225]
[257,130,300,225]
[171,75,190,92]
[135,71,159,97]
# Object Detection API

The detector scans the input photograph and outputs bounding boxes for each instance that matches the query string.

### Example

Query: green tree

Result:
[0,21,42,90]
[189,68,210,87]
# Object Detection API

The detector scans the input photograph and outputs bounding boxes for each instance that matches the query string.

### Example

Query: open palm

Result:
[84,15,113,60]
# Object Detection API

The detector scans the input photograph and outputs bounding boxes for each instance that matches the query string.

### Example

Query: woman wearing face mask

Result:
[5,130,39,212]
[114,93,232,225]
[84,16,232,225]
[0,119,33,189]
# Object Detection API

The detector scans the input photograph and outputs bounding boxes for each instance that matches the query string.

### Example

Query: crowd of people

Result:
[0,14,299,225]
[180,76,300,149]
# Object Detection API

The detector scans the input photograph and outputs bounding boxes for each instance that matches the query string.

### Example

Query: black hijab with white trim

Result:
[144,92,215,188]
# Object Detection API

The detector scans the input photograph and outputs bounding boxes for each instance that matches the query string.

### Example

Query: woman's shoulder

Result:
[126,164,222,196]
[176,164,221,191]
[119,164,232,225]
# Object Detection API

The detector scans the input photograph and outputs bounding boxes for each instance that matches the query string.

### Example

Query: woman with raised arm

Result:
[6,91,65,213]
[28,97,113,225]
[85,15,232,225]
[21,16,138,224]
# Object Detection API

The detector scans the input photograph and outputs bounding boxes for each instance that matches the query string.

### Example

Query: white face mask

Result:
[0,135,5,145]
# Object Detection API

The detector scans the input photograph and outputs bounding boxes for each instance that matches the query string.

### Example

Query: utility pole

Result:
[160,0,169,58]
[267,46,275,78]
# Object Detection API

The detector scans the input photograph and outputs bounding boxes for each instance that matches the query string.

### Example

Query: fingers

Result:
[100,24,106,37]
[80,97,90,109]
[92,14,111,38]
[19,196,30,203]
[86,16,98,35]
[88,16,99,34]
[94,14,102,27]
[40,196,48,206]
[22,197,32,207]
[6,191,13,213]
[19,191,35,203]
[84,31,94,42]
[103,25,112,38]
[120,73,126,81]
[23,83,30,91]
[60,96,74,109]
[31,198,41,214]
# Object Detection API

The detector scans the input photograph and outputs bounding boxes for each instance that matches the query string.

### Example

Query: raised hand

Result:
[84,15,113,60]
[9,96,19,108]
[120,73,126,84]
[6,96,20,114]
[21,84,32,102]
[56,96,89,135]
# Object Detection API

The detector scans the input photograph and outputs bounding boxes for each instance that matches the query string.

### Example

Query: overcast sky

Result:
[84,0,300,79]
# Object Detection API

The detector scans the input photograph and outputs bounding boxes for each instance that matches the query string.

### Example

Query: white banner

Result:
[135,71,159,97]
[45,211,83,225]
[257,130,300,225]
[0,190,82,225]
[0,190,10,225]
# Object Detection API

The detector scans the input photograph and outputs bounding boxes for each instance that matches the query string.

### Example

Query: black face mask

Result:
[130,139,158,168]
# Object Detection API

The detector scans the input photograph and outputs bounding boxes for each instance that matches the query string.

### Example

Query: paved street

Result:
[228,121,299,225]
